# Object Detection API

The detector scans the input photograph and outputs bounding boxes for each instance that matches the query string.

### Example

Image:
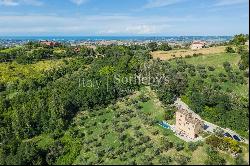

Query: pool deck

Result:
[172,125,204,142]
[159,121,204,142]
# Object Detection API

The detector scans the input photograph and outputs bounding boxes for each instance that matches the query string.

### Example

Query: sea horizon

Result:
[0,35,233,42]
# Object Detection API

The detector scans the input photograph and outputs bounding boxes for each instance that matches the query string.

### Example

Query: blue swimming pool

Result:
[224,132,232,138]
[159,121,171,129]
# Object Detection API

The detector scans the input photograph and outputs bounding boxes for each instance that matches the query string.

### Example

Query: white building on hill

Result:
[190,41,206,50]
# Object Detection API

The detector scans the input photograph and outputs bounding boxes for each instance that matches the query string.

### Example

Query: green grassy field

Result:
[151,46,226,60]
[184,53,241,70]
[141,99,165,121]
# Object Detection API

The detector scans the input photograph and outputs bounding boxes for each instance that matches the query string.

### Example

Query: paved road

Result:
[204,120,249,144]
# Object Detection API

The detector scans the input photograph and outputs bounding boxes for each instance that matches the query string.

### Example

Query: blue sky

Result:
[0,0,249,36]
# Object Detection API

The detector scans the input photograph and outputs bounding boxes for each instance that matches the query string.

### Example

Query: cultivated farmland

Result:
[151,46,226,60]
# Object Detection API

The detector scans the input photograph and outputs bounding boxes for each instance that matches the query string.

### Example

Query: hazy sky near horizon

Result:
[0,0,249,36]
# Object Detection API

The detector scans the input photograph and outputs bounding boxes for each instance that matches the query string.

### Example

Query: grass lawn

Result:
[140,86,170,121]
[189,146,208,165]
[141,100,165,121]
[184,53,241,70]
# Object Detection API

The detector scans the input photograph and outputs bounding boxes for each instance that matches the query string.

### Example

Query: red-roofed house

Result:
[40,40,58,47]
[74,47,81,53]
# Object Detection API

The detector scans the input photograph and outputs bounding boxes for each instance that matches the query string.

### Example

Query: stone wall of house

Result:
[175,109,204,139]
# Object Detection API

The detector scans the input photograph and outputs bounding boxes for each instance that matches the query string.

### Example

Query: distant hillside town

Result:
[0,36,232,48]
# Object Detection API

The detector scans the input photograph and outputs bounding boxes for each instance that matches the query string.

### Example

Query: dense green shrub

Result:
[225,46,235,53]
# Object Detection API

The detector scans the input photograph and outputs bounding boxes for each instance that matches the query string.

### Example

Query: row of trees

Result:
[229,34,249,45]
[0,45,96,64]
[0,42,154,64]
[147,42,172,52]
